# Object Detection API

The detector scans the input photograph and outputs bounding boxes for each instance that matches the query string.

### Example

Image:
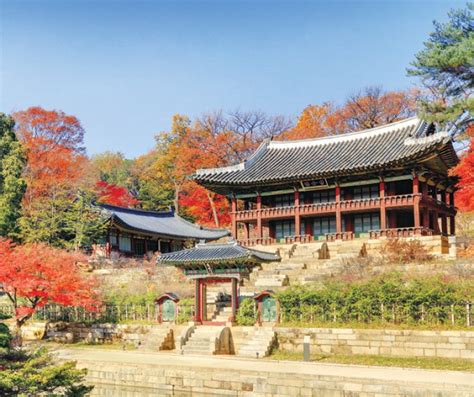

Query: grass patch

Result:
[268,350,474,372]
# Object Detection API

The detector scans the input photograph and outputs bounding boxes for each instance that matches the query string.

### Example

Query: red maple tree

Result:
[451,130,474,211]
[95,181,139,207]
[0,240,100,345]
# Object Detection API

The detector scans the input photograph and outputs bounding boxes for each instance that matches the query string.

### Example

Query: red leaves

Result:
[95,181,139,207]
[451,137,474,212]
[0,240,100,323]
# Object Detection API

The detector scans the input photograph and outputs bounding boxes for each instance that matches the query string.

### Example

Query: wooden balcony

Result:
[235,194,425,222]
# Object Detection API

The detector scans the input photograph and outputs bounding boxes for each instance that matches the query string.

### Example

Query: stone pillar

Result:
[256,193,262,239]
[194,279,201,323]
[335,185,342,234]
[294,189,301,237]
[379,179,386,230]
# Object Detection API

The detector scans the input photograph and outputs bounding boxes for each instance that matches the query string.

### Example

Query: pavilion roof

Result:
[101,204,229,241]
[193,118,458,194]
[157,241,280,267]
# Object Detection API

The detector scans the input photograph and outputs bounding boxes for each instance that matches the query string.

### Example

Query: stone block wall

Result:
[276,327,474,360]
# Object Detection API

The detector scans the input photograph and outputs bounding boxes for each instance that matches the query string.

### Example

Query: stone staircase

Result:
[211,305,233,322]
[234,327,276,358]
[181,326,232,355]
[139,327,174,351]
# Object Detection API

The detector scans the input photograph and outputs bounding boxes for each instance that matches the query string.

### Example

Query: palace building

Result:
[101,204,229,256]
[193,118,459,246]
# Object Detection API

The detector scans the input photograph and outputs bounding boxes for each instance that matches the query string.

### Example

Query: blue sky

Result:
[0,0,466,157]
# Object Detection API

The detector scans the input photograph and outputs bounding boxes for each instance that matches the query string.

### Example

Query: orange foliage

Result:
[95,181,139,207]
[451,137,474,211]
[0,239,99,329]
[282,88,417,140]
[13,107,87,207]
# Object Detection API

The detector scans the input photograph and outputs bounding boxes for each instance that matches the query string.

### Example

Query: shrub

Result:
[382,239,433,264]
[236,298,256,326]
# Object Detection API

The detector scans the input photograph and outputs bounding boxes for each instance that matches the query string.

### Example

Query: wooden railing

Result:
[368,227,433,239]
[235,194,436,222]
[325,232,354,241]
[239,237,276,247]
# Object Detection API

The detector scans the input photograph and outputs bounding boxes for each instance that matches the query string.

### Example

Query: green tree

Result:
[0,326,92,396]
[0,114,26,238]
[408,3,474,132]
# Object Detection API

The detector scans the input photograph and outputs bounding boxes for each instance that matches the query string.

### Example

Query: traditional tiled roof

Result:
[193,118,458,193]
[101,204,229,241]
[157,241,280,266]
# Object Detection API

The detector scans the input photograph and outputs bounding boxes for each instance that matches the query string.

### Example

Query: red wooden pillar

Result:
[445,191,451,206]
[231,196,238,239]
[433,211,440,234]
[243,222,249,240]
[256,193,263,239]
[413,175,420,229]
[421,181,428,197]
[294,189,301,238]
[200,280,207,322]
[422,208,430,228]
[194,279,201,323]
[441,214,448,235]
[335,185,342,234]
[379,178,386,230]
[230,278,238,323]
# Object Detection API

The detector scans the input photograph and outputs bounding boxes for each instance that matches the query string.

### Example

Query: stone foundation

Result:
[276,327,474,360]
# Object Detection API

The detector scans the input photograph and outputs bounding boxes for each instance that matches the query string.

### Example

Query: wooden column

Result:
[230,278,238,323]
[200,281,207,322]
[450,192,455,207]
[294,189,301,238]
[379,178,386,230]
[256,193,262,239]
[433,211,440,234]
[194,279,201,323]
[450,216,456,236]
[441,214,448,235]
[335,185,342,234]
[243,222,249,240]
[413,174,420,229]
[422,208,430,228]
[231,196,238,239]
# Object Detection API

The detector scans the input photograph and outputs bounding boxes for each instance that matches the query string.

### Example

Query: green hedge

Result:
[276,273,474,326]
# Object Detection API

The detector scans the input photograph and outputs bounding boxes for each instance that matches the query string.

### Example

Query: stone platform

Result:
[56,348,474,396]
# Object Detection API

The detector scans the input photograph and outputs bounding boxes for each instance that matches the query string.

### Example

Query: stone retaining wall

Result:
[69,353,474,396]
[276,327,474,360]
[46,323,160,345]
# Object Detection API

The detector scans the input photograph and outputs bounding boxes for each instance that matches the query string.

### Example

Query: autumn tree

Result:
[0,113,26,238]
[283,87,418,140]
[0,240,99,345]
[95,180,139,207]
[13,107,104,248]
[408,3,473,134]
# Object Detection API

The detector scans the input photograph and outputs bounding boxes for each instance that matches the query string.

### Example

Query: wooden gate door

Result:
[262,296,277,322]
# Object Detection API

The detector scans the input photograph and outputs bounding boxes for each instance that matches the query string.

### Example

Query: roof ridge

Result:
[100,204,174,217]
[269,117,420,149]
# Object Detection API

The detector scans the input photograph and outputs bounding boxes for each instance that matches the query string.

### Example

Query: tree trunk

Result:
[174,183,180,214]
[207,191,220,227]
[11,319,24,348]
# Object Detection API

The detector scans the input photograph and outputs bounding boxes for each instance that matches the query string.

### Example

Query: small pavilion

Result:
[157,241,280,324]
